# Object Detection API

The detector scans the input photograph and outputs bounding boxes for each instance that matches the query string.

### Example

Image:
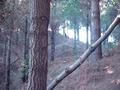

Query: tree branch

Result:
[47,15,120,90]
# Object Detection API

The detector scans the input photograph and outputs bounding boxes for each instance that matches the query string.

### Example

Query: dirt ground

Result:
[48,43,120,90]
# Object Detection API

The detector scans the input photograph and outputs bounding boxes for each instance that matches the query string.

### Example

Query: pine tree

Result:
[90,0,102,64]
[27,0,50,90]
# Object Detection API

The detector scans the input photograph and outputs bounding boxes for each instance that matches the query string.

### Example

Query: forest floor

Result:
[48,43,120,90]
[1,32,120,90]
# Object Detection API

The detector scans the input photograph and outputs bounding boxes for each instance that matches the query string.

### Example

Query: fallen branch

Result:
[47,15,120,90]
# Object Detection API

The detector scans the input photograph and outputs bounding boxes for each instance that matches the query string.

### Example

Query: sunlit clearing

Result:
[108,35,114,42]
[59,26,91,44]
[80,27,91,44]
[59,26,114,44]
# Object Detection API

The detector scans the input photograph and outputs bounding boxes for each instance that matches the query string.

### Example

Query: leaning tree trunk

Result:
[27,0,50,90]
[90,0,102,64]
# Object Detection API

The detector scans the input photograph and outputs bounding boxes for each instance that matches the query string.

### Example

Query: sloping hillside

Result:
[48,31,86,59]
[0,31,86,90]
[48,43,120,90]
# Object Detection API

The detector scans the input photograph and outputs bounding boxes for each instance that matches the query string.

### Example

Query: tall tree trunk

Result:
[73,27,77,58]
[90,0,102,64]
[76,26,79,42]
[73,18,78,59]
[86,14,89,49]
[50,24,56,61]
[27,0,50,90]
[3,36,7,64]
[6,0,14,89]
[63,25,66,36]
[50,0,57,61]
[16,30,19,45]
[24,17,29,65]
[22,17,29,82]
[6,26,12,90]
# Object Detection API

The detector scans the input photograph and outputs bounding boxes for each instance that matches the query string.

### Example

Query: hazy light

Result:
[59,26,114,44]
[108,35,114,42]
[79,27,91,44]
[59,26,90,44]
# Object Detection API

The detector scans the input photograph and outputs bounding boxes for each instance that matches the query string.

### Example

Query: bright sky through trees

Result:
[59,27,90,43]
[59,27,114,44]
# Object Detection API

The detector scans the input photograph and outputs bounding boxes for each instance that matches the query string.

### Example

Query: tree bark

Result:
[27,0,50,90]
[90,0,102,63]
[47,15,120,90]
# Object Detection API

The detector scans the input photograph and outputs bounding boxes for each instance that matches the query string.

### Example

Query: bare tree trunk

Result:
[50,24,56,61]
[16,30,19,45]
[24,17,29,65]
[73,18,78,59]
[50,0,58,62]
[90,0,102,64]
[73,28,77,54]
[27,0,50,90]
[3,36,7,65]
[86,14,89,49]
[77,27,79,42]
[63,25,66,36]
[6,27,12,90]
[3,35,7,90]
[47,14,120,90]
[6,0,14,89]
[22,17,29,82]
